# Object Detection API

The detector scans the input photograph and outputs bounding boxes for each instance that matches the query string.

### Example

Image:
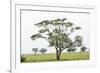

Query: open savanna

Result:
[21,52,89,63]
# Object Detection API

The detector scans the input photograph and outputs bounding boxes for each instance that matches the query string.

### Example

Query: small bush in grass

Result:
[21,56,26,62]
[81,47,87,52]
[32,48,38,55]
[67,47,76,53]
[39,48,47,54]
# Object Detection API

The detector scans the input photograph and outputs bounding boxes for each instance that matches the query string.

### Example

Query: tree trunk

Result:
[34,52,36,55]
[57,54,60,60]
[56,50,61,61]
[42,52,44,54]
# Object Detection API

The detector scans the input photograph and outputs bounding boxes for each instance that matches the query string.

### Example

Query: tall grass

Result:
[21,52,89,63]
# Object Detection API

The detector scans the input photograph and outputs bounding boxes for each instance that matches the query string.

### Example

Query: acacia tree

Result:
[81,47,87,52]
[31,18,82,60]
[39,48,47,54]
[67,47,76,53]
[32,48,38,55]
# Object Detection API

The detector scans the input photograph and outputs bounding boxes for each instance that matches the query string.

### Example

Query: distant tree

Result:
[31,18,82,60]
[67,48,72,52]
[73,35,83,47]
[39,48,47,54]
[71,48,76,52]
[67,47,76,52]
[32,48,38,55]
[81,47,87,52]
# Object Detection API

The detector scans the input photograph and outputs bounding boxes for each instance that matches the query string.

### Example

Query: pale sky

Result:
[21,10,91,54]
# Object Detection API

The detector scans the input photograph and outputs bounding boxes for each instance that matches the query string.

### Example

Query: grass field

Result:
[21,52,89,63]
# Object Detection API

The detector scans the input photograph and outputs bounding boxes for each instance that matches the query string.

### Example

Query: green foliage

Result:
[31,34,42,40]
[21,56,26,62]
[32,48,38,55]
[81,47,87,52]
[39,48,47,54]
[39,29,48,33]
[75,26,81,30]
[73,35,83,47]
[67,47,76,52]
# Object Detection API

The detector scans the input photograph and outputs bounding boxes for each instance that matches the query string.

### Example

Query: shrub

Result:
[81,47,87,52]
[67,47,76,52]
[32,48,38,55]
[21,56,26,62]
[39,48,47,54]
